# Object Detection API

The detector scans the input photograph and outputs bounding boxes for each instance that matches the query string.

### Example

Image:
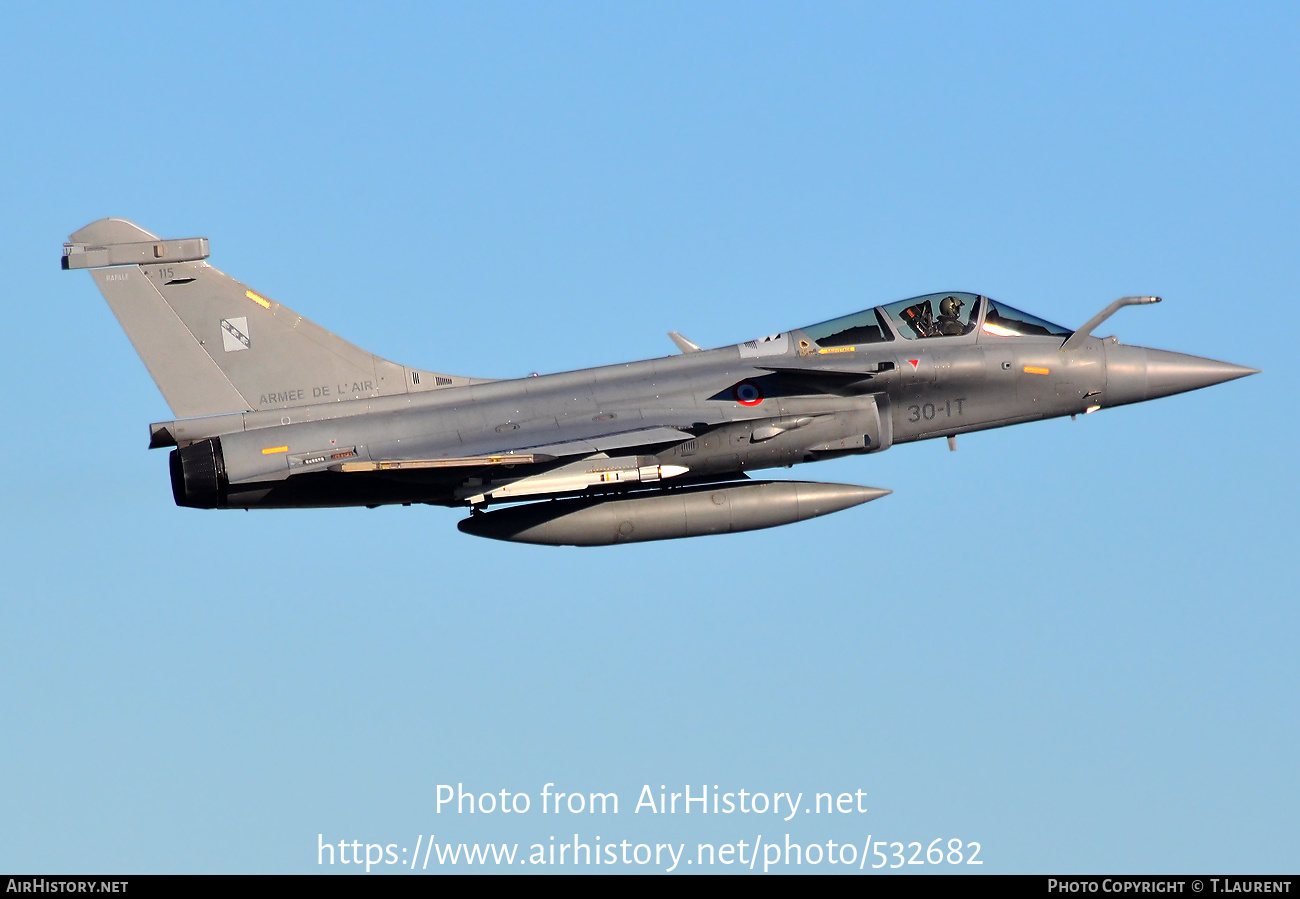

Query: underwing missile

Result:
[456,480,890,546]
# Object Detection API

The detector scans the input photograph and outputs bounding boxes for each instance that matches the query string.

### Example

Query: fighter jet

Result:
[63,218,1256,545]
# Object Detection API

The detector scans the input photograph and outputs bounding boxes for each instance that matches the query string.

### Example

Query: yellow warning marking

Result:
[246,289,271,309]
[1023,366,1051,375]
[817,346,856,354]
[261,446,289,455]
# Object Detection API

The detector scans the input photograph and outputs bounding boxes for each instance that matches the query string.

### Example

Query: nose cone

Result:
[1105,345,1258,406]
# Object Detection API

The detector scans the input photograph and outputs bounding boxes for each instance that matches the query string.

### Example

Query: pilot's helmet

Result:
[940,295,963,318]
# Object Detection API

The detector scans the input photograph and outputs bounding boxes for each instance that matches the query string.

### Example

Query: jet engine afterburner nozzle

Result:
[170,438,228,509]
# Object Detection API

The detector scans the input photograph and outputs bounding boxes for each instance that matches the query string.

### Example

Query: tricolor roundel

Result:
[732,380,764,406]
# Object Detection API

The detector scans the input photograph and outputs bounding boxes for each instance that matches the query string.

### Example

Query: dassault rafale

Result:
[63,219,1256,545]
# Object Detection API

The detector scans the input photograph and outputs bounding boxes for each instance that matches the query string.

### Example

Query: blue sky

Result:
[1,2,1295,873]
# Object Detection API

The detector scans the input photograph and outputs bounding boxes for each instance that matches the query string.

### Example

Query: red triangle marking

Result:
[908,359,919,369]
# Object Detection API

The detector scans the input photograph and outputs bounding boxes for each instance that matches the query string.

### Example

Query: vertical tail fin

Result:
[64,219,475,419]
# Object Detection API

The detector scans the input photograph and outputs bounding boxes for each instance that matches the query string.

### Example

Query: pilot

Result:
[936,295,966,336]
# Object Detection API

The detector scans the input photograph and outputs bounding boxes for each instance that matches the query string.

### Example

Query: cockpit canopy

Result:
[800,292,1071,346]
[981,298,1072,338]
